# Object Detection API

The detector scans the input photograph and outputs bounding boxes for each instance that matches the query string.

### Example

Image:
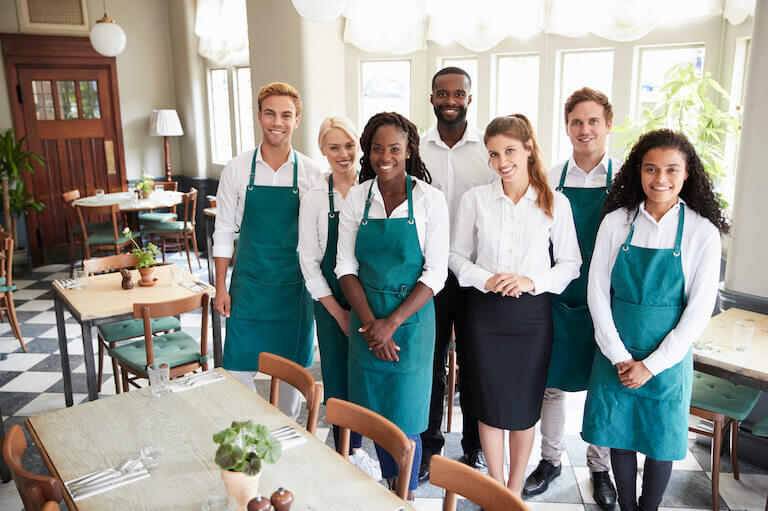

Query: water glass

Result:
[201,495,235,511]
[137,419,163,467]
[95,189,105,199]
[148,363,170,397]
[73,268,88,290]
[732,320,755,352]
[170,265,183,287]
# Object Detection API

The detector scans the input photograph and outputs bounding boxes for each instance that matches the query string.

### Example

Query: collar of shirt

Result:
[424,124,482,151]
[367,176,426,206]
[491,179,538,203]
[254,143,296,170]
[566,152,611,177]
[311,171,359,191]
[638,197,686,226]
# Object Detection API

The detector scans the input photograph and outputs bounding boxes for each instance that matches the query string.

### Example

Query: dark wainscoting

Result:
[174,175,219,252]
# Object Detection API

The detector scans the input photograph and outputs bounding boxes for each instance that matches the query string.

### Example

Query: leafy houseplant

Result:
[137,173,155,199]
[123,227,160,284]
[613,62,740,208]
[213,420,282,509]
[0,129,45,249]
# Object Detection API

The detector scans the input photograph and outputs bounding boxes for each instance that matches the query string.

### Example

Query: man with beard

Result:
[418,67,496,481]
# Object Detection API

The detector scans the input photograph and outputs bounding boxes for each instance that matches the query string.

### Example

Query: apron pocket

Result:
[552,301,594,344]
[351,321,425,375]
[229,275,307,321]
[601,347,684,402]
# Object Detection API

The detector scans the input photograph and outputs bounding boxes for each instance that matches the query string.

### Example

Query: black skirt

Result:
[463,288,553,430]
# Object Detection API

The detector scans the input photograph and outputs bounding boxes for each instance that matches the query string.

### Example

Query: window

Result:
[31,81,55,121]
[56,81,78,120]
[636,44,705,114]
[439,56,478,127]
[235,67,255,155]
[556,49,614,162]
[207,66,255,165]
[494,54,540,129]
[723,38,751,205]
[360,60,411,128]
[79,80,101,119]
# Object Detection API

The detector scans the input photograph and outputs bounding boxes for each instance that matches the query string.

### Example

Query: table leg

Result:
[81,321,99,401]
[125,211,141,232]
[205,214,214,285]
[212,298,223,367]
[55,295,74,407]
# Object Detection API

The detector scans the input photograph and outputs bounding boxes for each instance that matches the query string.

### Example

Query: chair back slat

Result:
[75,203,121,243]
[182,188,198,229]
[154,181,178,191]
[83,254,137,275]
[258,353,323,434]
[2,425,62,511]
[0,232,13,285]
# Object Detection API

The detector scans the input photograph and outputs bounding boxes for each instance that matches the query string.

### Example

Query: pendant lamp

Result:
[90,0,126,57]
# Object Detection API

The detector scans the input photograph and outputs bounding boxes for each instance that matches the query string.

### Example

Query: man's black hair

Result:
[431,66,472,90]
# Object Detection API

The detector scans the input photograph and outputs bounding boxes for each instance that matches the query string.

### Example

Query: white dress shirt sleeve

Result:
[449,189,495,292]
[525,193,581,295]
[212,161,240,259]
[299,190,333,300]
[335,185,363,280]
[419,188,449,295]
[643,225,721,375]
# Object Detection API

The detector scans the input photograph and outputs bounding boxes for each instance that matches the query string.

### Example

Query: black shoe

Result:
[458,449,486,469]
[418,454,432,482]
[591,471,617,509]
[522,460,562,497]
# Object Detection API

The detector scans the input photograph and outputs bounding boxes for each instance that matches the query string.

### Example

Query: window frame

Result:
[205,64,255,167]
[491,51,540,123]
[358,58,414,130]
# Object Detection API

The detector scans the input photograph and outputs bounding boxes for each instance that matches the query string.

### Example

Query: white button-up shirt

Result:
[449,180,581,295]
[548,153,620,190]
[420,126,496,231]
[298,173,350,300]
[335,177,449,295]
[587,199,721,375]
[213,146,324,258]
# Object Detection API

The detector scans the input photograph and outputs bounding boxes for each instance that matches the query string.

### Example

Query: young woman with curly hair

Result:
[336,112,449,499]
[583,129,727,511]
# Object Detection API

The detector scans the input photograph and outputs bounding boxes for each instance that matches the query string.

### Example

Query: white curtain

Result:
[194,0,249,64]
[342,0,427,55]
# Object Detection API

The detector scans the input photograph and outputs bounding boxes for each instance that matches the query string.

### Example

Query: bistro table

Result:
[694,307,768,391]
[53,264,222,406]
[25,368,417,511]
[73,190,184,232]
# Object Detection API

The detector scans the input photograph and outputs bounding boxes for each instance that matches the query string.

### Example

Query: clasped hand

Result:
[484,273,534,297]
[359,317,401,362]
[616,359,652,389]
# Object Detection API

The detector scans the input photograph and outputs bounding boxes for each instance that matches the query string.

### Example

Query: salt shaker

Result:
[270,488,294,511]
[247,495,272,511]
[120,268,134,289]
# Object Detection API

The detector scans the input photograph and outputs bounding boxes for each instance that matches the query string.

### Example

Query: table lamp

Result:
[149,109,183,181]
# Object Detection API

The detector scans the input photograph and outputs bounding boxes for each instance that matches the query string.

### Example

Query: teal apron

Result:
[223,149,314,371]
[347,177,436,435]
[547,160,612,391]
[314,174,351,403]
[582,205,691,461]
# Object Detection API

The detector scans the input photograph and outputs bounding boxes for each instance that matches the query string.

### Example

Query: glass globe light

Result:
[90,15,126,57]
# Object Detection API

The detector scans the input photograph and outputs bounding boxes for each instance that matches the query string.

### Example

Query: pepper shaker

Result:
[247,495,272,511]
[270,488,294,511]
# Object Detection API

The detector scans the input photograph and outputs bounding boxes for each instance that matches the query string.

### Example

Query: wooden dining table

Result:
[53,263,222,406]
[26,369,417,511]
[694,307,768,391]
[73,190,184,231]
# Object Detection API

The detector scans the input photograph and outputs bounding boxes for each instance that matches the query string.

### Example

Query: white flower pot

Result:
[220,469,261,511]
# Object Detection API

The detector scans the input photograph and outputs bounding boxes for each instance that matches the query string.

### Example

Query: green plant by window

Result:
[0,129,45,246]
[122,227,160,268]
[213,420,282,476]
[614,62,741,207]
[136,173,155,194]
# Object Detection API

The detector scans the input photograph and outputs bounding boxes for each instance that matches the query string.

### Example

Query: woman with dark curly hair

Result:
[336,112,448,499]
[582,129,726,511]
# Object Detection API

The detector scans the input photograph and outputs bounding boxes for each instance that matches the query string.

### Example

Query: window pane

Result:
[495,54,540,130]
[209,68,232,163]
[556,50,614,162]
[638,46,705,113]
[32,80,55,121]
[361,60,410,128]
[439,57,478,127]
[79,80,101,119]
[56,80,79,120]
[235,67,255,154]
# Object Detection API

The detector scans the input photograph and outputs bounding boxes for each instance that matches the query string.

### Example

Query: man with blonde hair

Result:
[213,82,323,418]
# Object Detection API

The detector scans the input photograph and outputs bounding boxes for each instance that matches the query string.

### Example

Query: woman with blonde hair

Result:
[449,114,581,493]
[298,115,379,478]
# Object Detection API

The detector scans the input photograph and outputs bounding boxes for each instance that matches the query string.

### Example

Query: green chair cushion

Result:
[109,331,207,372]
[691,371,761,420]
[752,415,768,437]
[0,277,16,293]
[139,212,177,223]
[98,316,181,343]
[85,231,134,245]
[69,221,113,235]
[142,221,195,234]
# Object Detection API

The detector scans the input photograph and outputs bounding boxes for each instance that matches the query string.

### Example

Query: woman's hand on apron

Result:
[373,338,400,362]
[485,274,534,297]
[359,317,400,350]
[616,359,653,389]
[214,285,231,318]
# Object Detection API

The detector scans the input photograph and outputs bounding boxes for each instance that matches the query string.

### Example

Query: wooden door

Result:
[1,34,126,265]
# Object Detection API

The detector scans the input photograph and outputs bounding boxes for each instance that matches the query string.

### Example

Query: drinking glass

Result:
[201,495,235,511]
[732,320,755,352]
[94,189,105,199]
[148,363,170,397]
[137,419,163,467]
[170,265,182,287]
[73,268,88,290]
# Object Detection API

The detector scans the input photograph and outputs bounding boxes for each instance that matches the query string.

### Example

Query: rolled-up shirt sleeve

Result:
[449,190,494,292]
[299,191,333,300]
[212,162,239,259]
[335,186,362,280]
[418,189,449,295]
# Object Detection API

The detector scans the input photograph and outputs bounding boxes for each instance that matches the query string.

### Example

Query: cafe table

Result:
[53,263,222,406]
[694,307,768,391]
[72,190,184,232]
[25,369,417,511]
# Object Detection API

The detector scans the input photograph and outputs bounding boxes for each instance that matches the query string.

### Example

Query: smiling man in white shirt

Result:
[418,67,496,481]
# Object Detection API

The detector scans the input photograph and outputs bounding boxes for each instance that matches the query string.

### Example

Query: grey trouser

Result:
[229,370,302,421]
[540,388,610,472]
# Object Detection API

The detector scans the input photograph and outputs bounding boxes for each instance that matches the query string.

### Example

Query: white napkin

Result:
[168,373,224,393]
[67,466,150,501]
[277,428,307,451]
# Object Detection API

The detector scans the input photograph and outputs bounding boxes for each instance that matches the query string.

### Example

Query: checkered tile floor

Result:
[1,253,766,510]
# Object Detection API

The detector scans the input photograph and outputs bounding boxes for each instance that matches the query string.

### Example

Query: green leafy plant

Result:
[0,129,45,246]
[213,420,282,476]
[613,62,741,207]
[136,173,155,195]
[122,227,160,268]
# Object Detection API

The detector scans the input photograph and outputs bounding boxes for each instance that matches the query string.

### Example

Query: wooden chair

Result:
[42,502,60,511]
[0,232,24,351]
[83,255,181,394]
[74,203,135,258]
[111,293,209,391]
[144,188,200,271]
[138,180,178,224]
[63,189,112,276]
[689,371,762,510]
[325,398,415,500]
[430,455,529,511]
[257,352,323,435]
[2,425,63,511]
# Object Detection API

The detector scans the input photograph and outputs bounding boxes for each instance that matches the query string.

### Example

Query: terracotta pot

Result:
[220,469,261,511]
[137,266,157,285]
[140,188,153,199]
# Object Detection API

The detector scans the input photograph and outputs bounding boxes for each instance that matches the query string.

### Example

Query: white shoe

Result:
[350,449,382,481]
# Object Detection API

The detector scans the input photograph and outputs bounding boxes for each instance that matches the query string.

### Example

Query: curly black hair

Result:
[358,112,432,184]
[603,129,730,234]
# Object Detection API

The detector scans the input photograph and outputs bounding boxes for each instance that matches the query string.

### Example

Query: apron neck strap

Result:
[248,147,299,192]
[248,149,258,189]
[328,174,335,212]
[622,202,684,255]
[556,161,568,191]
[606,159,613,191]
[361,176,415,223]
[622,208,642,250]
[558,158,612,192]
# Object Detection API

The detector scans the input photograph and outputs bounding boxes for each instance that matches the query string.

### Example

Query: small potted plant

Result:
[213,420,282,510]
[123,227,160,285]
[136,173,155,199]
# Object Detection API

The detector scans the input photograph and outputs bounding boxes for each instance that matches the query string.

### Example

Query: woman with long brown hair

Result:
[449,114,581,493]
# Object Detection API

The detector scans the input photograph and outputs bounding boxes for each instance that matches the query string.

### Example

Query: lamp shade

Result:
[90,17,126,57]
[149,109,184,137]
